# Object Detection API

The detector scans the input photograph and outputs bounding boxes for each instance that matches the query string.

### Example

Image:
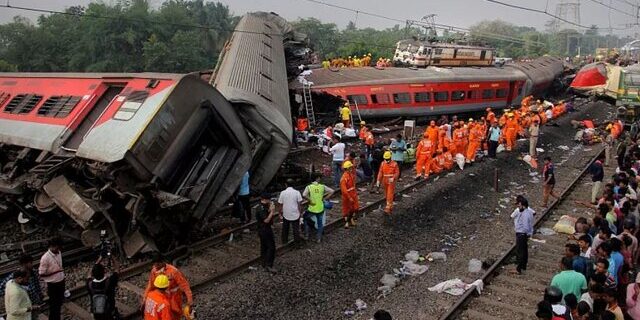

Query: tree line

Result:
[0,0,634,73]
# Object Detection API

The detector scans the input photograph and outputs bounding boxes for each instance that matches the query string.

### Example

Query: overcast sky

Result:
[1,0,639,36]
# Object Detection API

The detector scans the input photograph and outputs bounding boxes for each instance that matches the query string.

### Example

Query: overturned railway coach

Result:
[0,73,253,256]
[295,57,563,118]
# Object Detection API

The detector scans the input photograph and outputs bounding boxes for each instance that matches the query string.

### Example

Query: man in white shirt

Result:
[39,238,65,320]
[278,179,303,244]
[330,136,346,188]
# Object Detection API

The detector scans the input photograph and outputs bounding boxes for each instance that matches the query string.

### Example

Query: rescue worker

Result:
[437,125,450,153]
[498,110,508,127]
[340,103,351,127]
[415,136,433,180]
[521,95,533,109]
[452,122,465,155]
[322,60,330,69]
[460,120,469,156]
[466,119,481,163]
[376,151,400,215]
[340,161,359,228]
[425,120,439,153]
[144,257,192,320]
[364,126,375,157]
[143,275,172,320]
[358,121,368,140]
[442,147,454,170]
[430,150,445,174]
[504,113,518,151]
[486,107,496,124]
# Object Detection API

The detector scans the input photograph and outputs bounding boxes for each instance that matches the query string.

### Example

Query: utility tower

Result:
[552,0,581,32]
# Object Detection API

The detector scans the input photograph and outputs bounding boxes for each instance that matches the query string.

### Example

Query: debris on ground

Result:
[553,215,577,234]
[536,148,545,153]
[427,251,447,262]
[355,299,367,311]
[557,145,570,150]
[468,259,482,273]
[428,278,484,296]
[537,227,556,236]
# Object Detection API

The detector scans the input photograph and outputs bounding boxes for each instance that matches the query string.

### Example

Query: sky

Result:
[1,0,639,37]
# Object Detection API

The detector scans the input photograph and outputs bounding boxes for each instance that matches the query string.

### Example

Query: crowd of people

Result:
[321,54,393,68]
[505,118,640,319]
[0,237,194,320]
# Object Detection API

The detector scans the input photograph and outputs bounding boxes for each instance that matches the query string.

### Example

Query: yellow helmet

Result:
[360,120,366,125]
[154,274,170,289]
[343,161,353,169]
[468,118,474,122]
[368,53,371,56]
[383,151,392,160]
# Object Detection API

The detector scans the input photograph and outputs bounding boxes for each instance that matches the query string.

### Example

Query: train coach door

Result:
[506,81,516,106]
[63,85,125,151]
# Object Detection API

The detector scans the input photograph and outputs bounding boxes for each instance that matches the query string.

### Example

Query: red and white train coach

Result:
[296,57,564,118]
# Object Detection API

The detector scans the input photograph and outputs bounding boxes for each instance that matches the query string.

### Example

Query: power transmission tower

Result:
[552,0,581,32]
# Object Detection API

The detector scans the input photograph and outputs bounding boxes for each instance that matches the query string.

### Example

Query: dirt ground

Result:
[194,100,612,320]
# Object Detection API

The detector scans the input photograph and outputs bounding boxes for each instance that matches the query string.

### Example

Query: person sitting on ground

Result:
[550,257,587,302]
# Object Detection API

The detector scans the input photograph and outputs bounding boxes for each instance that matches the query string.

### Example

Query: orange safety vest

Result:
[365,131,374,146]
[296,118,309,132]
[425,126,438,141]
[443,152,454,169]
[416,139,433,157]
[144,290,173,320]
[377,160,400,185]
[583,120,595,129]
[359,127,369,140]
[144,264,193,314]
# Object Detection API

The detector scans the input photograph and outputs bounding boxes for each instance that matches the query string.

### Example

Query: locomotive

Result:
[0,12,295,257]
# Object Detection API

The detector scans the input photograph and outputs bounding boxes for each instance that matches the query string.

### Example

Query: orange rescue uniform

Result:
[430,153,445,174]
[466,124,481,162]
[144,264,193,318]
[415,139,433,177]
[504,118,518,151]
[359,126,369,141]
[425,125,439,152]
[143,290,173,320]
[377,160,400,214]
[340,171,359,216]
[452,127,465,155]
[443,151,454,170]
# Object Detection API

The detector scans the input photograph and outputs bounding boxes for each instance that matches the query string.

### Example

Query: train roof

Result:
[0,72,184,79]
[291,66,526,89]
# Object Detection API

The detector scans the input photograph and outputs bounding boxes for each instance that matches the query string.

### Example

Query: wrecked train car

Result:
[211,12,293,192]
[0,73,252,256]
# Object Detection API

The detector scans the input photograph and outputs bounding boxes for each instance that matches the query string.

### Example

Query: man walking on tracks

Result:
[511,197,534,274]
[340,160,359,228]
[376,151,400,215]
[278,179,303,244]
[256,192,277,271]
[144,256,193,320]
[38,237,65,320]
[303,176,335,243]
[542,156,559,207]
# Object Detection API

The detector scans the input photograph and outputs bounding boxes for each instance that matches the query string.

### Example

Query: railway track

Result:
[439,148,608,320]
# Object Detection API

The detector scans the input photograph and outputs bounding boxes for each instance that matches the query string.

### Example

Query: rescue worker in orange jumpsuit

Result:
[377,151,400,215]
[340,161,359,228]
[430,150,445,174]
[498,110,508,127]
[442,147,454,170]
[425,120,439,153]
[479,117,488,151]
[460,120,469,156]
[358,121,368,141]
[521,95,533,109]
[466,120,481,163]
[415,136,433,180]
[504,113,518,151]
[437,125,447,153]
[452,123,466,156]
[486,108,496,125]
[143,275,173,320]
[144,258,193,319]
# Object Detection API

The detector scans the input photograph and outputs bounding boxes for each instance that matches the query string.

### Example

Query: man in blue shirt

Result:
[565,243,588,276]
[511,197,535,274]
[233,171,251,223]
[487,121,501,158]
[609,238,625,283]
[389,134,406,172]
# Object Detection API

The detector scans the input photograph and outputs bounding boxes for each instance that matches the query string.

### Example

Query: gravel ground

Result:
[195,101,614,320]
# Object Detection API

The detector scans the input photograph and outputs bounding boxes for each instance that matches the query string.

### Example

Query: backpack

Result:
[89,282,109,315]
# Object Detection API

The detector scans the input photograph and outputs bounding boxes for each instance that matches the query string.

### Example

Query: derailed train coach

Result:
[0,12,295,257]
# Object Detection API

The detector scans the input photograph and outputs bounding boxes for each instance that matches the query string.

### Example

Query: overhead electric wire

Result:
[484,0,628,30]
[585,0,636,18]
[302,0,547,46]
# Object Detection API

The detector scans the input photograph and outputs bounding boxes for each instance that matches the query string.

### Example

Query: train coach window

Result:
[495,89,508,98]
[451,90,465,101]
[371,94,390,104]
[434,48,443,55]
[434,91,449,102]
[414,92,431,103]
[37,96,81,118]
[466,91,476,99]
[3,94,42,114]
[393,93,411,104]
[347,95,368,106]
[114,91,149,121]
[482,89,493,99]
